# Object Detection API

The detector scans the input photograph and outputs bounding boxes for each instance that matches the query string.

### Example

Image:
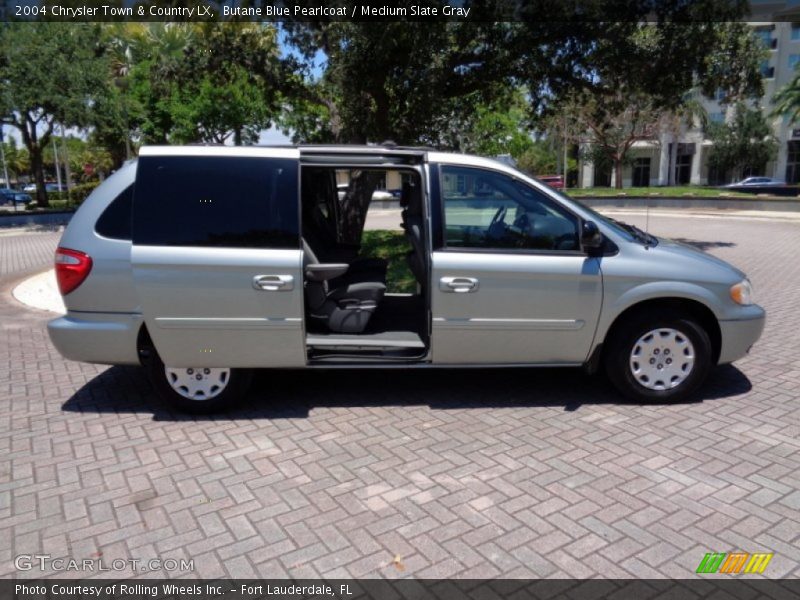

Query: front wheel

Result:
[145,351,252,414]
[605,311,712,403]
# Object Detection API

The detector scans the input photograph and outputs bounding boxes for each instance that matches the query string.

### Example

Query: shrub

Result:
[46,181,101,207]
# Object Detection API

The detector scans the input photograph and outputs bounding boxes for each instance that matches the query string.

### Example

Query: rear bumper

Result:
[48,312,142,366]
[718,308,766,364]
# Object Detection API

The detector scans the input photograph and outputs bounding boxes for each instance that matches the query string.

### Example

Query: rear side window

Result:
[95,184,133,240]
[132,156,299,248]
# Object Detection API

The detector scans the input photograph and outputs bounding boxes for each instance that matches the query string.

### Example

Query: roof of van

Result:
[136,144,519,172]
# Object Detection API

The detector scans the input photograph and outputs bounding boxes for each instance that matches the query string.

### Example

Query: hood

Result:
[651,236,746,282]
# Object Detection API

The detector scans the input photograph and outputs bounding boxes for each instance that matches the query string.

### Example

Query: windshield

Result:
[495,163,659,245]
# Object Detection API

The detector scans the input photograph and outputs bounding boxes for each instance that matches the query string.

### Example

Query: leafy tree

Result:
[437,91,535,158]
[706,102,778,183]
[0,23,110,205]
[570,91,663,189]
[283,20,517,144]
[528,20,762,189]
[515,141,561,176]
[101,23,285,149]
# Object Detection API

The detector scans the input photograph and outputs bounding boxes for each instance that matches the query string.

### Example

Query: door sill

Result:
[306,330,427,362]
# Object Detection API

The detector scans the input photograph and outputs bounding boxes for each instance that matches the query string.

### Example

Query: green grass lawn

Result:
[360,230,417,293]
[566,186,757,198]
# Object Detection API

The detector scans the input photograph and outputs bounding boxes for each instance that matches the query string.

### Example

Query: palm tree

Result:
[772,71,800,123]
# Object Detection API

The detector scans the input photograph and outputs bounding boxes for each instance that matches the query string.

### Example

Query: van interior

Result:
[300,165,428,363]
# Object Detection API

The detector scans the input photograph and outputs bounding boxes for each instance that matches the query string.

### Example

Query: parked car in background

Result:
[22,182,67,193]
[723,177,785,188]
[538,175,565,189]
[0,188,32,206]
[337,182,395,202]
[371,189,394,201]
[47,145,765,413]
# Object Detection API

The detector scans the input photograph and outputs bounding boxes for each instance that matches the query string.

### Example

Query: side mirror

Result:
[581,220,604,252]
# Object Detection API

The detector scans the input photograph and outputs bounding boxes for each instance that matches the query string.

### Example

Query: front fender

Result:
[594,280,725,346]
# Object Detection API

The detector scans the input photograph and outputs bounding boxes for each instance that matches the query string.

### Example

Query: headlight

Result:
[730,279,753,305]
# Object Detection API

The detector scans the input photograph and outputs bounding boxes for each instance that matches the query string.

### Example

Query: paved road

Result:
[1,214,799,579]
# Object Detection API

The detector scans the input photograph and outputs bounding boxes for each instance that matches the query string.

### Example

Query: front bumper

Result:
[717,306,766,364]
[48,311,142,366]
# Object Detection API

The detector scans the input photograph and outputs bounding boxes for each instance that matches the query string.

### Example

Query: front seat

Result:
[303,240,386,334]
[400,180,426,283]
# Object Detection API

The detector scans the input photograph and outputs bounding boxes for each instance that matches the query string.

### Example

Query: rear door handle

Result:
[440,276,479,293]
[253,274,294,291]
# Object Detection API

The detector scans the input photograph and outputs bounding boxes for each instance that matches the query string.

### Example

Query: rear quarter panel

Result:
[58,162,138,314]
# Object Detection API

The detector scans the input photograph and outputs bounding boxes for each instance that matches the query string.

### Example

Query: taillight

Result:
[55,247,93,295]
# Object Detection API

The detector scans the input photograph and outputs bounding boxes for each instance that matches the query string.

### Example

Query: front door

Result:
[131,147,306,369]
[431,164,602,365]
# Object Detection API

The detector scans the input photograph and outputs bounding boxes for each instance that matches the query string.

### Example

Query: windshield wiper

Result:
[611,219,658,246]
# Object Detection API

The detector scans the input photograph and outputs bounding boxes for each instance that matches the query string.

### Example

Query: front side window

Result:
[440,165,580,252]
[133,156,298,248]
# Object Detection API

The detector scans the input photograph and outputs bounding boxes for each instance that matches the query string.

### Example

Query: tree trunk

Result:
[614,158,624,190]
[30,147,48,207]
[339,170,383,244]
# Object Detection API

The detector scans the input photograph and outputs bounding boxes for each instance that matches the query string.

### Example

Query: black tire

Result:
[144,350,252,414]
[604,309,712,403]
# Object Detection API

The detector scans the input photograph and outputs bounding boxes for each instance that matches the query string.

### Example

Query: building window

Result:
[761,60,775,78]
[714,88,727,102]
[790,54,800,72]
[632,158,651,187]
[792,25,800,41]
[786,141,800,184]
[709,112,725,124]
[755,29,773,48]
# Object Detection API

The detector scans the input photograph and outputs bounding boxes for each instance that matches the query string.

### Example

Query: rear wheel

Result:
[605,310,712,402]
[145,351,252,414]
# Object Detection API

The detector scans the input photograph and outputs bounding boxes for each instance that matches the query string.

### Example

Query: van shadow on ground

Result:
[62,363,752,422]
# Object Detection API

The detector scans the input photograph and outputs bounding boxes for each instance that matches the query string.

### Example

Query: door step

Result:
[306,331,425,361]
[307,331,424,350]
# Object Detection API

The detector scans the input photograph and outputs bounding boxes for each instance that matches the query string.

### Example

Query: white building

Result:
[579,21,800,188]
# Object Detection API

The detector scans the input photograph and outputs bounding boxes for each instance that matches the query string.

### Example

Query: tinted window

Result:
[133,156,298,248]
[95,184,133,240]
[441,166,579,251]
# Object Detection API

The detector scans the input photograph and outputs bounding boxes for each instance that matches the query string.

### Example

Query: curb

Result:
[576,197,800,212]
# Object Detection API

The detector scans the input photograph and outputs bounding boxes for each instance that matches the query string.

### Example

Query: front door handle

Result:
[253,274,294,291]
[440,276,479,293]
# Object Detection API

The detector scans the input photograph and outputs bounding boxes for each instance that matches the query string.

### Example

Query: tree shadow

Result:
[672,237,737,251]
[62,363,752,422]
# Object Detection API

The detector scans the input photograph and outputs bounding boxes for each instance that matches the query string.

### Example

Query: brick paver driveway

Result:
[1,213,799,579]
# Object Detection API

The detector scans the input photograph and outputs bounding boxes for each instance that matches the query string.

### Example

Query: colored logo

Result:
[696,552,773,574]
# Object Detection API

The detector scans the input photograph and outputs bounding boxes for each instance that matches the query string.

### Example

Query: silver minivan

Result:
[48,145,765,412]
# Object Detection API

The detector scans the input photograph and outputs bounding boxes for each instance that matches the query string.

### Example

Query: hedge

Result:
[30,181,102,208]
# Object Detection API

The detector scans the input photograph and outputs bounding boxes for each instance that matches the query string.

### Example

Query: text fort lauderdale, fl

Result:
[224,5,472,17]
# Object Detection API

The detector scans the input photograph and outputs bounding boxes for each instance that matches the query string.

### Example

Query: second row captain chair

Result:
[301,168,388,285]
[303,239,386,334]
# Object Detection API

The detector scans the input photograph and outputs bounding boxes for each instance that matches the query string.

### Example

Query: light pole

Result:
[0,125,12,210]
[53,136,62,192]
[0,125,9,188]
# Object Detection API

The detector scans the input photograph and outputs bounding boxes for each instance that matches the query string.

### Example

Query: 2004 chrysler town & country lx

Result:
[47,145,765,412]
